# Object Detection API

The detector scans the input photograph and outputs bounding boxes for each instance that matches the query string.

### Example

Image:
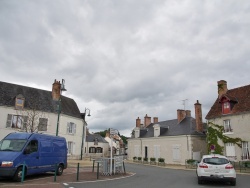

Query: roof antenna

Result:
[181,99,188,110]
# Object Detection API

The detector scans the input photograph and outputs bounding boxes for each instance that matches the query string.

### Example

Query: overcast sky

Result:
[0,0,250,137]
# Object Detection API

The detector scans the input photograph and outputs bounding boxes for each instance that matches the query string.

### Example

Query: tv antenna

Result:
[181,99,188,110]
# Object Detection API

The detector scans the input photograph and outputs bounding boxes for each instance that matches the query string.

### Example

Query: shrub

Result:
[143,157,148,162]
[138,157,142,161]
[133,156,137,160]
[186,159,196,164]
[158,158,165,162]
[150,157,156,162]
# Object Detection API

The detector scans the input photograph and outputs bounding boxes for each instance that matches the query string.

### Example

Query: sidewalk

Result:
[0,158,132,188]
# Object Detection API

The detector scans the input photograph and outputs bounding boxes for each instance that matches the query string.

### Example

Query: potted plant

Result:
[138,157,142,162]
[133,156,137,162]
[150,157,156,165]
[158,158,165,166]
[143,157,148,164]
[186,159,197,168]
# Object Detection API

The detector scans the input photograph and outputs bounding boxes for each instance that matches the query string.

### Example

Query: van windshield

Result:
[0,139,27,152]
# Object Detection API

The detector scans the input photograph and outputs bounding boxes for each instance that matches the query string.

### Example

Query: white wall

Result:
[208,113,250,161]
[127,135,206,165]
[0,106,85,160]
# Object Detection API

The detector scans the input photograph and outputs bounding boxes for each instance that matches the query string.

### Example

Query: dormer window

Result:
[15,94,25,110]
[222,101,230,114]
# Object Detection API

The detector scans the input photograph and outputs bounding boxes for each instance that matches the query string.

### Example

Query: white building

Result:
[0,80,87,159]
[127,101,207,165]
[206,80,250,161]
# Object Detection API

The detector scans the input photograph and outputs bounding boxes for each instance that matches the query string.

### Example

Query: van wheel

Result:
[57,164,64,176]
[13,167,24,182]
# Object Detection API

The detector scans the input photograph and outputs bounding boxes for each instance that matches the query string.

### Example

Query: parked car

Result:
[196,154,236,186]
[0,132,67,181]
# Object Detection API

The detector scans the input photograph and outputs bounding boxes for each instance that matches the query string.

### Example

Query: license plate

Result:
[212,174,224,178]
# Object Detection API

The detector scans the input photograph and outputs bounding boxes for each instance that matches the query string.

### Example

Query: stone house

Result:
[206,80,250,161]
[127,100,207,165]
[0,80,86,159]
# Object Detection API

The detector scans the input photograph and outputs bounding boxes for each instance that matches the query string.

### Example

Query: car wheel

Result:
[230,179,236,186]
[198,177,202,185]
[13,167,24,182]
[56,164,64,176]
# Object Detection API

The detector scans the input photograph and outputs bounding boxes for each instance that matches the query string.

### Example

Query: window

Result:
[67,141,74,155]
[203,157,229,165]
[15,94,25,110]
[225,143,236,160]
[223,119,233,132]
[6,114,28,130]
[38,118,48,131]
[222,101,231,114]
[173,145,181,161]
[26,140,38,153]
[89,147,96,153]
[134,145,140,157]
[96,147,103,153]
[242,142,250,160]
[67,122,76,134]
[94,138,98,145]
[154,145,160,159]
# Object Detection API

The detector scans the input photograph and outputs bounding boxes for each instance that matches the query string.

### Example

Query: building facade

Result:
[206,80,250,161]
[0,80,86,159]
[127,100,207,165]
[85,131,109,158]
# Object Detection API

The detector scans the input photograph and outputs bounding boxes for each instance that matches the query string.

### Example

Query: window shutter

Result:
[67,123,70,134]
[73,123,76,134]
[22,116,28,130]
[6,114,12,128]
[38,118,48,131]
[73,142,76,155]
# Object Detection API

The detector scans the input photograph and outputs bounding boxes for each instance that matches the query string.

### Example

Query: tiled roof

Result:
[0,81,81,119]
[86,134,108,143]
[132,117,206,138]
[206,84,250,119]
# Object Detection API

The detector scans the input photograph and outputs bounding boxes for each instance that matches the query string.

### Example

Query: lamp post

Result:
[80,108,91,160]
[56,79,67,136]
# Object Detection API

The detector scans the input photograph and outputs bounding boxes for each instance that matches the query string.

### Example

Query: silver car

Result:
[196,154,236,186]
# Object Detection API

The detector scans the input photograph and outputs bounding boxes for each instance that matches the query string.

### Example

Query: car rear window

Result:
[203,157,229,165]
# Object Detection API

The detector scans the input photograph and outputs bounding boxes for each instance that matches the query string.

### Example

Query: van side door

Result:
[23,140,40,175]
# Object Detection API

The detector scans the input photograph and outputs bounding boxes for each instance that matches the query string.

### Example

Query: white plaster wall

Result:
[208,113,250,161]
[127,135,206,165]
[0,106,85,160]
[85,141,109,158]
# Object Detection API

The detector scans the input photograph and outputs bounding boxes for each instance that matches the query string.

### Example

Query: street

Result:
[65,163,250,188]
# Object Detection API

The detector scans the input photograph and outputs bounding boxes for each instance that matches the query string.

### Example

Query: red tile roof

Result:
[206,84,250,119]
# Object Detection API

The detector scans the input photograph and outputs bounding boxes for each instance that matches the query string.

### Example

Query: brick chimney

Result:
[153,117,158,124]
[144,114,151,127]
[136,117,141,128]
[186,110,191,117]
[177,109,186,123]
[218,80,228,98]
[194,100,203,132]
[52,79,61,101]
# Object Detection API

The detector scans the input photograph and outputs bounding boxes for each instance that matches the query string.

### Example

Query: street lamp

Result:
[80,108,91,160]
[56,79,67,136]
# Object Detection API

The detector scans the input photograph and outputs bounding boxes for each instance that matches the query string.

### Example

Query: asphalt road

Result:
[64,163,250,188]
